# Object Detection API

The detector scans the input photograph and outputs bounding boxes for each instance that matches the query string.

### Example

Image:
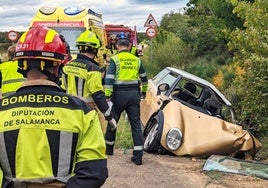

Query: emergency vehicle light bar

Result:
[64,7,84,15]
[88,9,102,18]
[39,6,56,15]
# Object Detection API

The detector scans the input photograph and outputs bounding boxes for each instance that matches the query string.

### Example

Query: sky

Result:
[0,0,188,32]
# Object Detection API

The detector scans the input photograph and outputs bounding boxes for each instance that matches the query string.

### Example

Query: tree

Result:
[227,0,268,134]
[184,0,243,57]
[141,29,191,76]
[160,12,191,44]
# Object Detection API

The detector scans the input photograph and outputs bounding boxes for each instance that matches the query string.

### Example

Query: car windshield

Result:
[51,27,86,54]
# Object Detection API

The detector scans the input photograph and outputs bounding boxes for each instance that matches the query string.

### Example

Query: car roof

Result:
[166,67,232,106]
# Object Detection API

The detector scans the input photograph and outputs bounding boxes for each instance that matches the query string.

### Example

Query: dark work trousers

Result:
[105,88,143,159]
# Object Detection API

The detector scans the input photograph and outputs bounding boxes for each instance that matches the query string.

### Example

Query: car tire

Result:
[143,118,161,152]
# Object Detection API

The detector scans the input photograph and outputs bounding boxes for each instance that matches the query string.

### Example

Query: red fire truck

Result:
[105,24,137,47]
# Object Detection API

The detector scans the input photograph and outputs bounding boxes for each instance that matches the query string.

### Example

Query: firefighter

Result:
[0,45,25,98]
[104,33,148,165]
[103,34,118,82]
[0,26,108,188]
[105,34,118,59]
[61,30,117,131]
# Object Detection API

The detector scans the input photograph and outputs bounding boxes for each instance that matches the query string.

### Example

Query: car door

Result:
[140,68,178,126]
[140,79,163,126]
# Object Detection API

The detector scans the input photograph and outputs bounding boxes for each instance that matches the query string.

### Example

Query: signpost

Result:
[144,14,158,63]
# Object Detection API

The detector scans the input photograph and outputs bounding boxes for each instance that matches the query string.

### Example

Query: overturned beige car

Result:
[141,67,261,158]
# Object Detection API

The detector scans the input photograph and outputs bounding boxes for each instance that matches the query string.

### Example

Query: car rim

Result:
[144,121,159,148]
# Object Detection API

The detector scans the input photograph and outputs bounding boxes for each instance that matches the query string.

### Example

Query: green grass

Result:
[256,136,268,161]
[114,112,133,149]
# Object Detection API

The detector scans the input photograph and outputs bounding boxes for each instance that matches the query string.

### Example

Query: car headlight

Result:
[166,128,182,150]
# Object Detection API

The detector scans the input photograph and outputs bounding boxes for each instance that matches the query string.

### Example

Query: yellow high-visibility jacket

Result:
[130,46,138,57]
[0,60,25,98]
[0,80,108,187]
[61,54,110,116]
[104,50,148,98]
[105,44,117,57]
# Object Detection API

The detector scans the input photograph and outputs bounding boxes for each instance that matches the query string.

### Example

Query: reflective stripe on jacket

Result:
[0,80,108,187]
[104,50,148,97]
[0,60,25,97]
[61,54,102,102]
[0,167,3,187]
[61,54,110,115]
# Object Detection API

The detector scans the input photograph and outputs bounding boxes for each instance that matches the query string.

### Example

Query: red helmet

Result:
[14,25,69,69]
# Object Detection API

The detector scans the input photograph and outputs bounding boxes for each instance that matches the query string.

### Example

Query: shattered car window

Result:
[152,69,178,88]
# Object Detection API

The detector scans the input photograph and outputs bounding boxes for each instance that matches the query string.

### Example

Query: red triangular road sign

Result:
[144,13,158,27]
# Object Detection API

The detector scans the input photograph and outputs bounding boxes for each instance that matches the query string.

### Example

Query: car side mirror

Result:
[157,83,170,95]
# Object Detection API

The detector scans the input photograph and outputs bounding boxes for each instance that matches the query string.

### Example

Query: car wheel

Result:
[144,119,161,152]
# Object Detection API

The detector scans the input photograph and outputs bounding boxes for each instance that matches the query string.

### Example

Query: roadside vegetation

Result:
[139,0,267,160]
[0,0,267,159]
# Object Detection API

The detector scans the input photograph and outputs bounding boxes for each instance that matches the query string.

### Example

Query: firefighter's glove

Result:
[104,101,117,131]
[105,114,117,131]
[107,100,113,108]
[108,118,117,131]
[141,92,147,99]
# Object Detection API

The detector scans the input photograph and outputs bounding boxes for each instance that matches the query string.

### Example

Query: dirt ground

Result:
[102,149,268,188]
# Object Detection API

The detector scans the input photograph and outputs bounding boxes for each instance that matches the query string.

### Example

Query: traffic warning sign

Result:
[144,13,158,27]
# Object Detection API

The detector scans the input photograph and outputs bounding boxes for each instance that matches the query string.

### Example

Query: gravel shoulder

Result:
[102,149,268,188]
